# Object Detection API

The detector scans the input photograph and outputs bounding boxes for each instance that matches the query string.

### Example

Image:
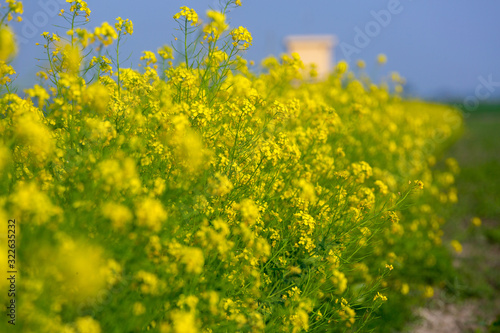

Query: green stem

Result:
[116,32,122,98]
[184,19,189,68]
[0,11,10,25]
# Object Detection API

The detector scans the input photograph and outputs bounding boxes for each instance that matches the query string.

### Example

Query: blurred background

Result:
[9,0,500,102]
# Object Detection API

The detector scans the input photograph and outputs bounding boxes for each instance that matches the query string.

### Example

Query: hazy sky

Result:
[10,0,500,101]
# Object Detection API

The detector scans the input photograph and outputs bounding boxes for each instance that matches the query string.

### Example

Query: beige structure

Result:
[284,35,337,80]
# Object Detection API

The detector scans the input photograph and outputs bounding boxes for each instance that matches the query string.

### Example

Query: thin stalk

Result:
[184,19,189,68]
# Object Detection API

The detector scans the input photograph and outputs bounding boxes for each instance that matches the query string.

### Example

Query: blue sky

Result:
[10,0,500,101]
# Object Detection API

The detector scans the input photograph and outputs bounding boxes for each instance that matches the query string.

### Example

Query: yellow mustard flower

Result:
[373,292,388,302]
[450,239,463,253]
[158,45,174,60]
[93,22,118,46]
[173,6,199,26]
[135,197,168,232]
[230,26,252,48]
[377,53,387,65]
[171,310,198,333]
[203,10,228,40]
[67,0,91,19]
[0,26,16,61]
[115,17,133,35]
[74,316,101,333]
[140,50,157,66]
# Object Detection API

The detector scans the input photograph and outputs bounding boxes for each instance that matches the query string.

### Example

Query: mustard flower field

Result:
[0,1,465,332]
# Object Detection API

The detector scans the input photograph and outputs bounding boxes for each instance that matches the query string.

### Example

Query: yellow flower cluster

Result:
[230,26,252,48]
[373,292,388,302]
[158,45,174,60]
[140,50,157,66]
[0,59,15,84]
[471,216,481,227]
[203,10,228,41]
[67,0,91,19]
[5,0,22,22]
[0,1,463,332]
[93,22,118,46]
[338,298,356,327]
[115,16,133,35]
[0,26,16,60]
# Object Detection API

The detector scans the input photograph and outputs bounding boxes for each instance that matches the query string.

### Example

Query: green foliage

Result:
[0,1,463,332]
